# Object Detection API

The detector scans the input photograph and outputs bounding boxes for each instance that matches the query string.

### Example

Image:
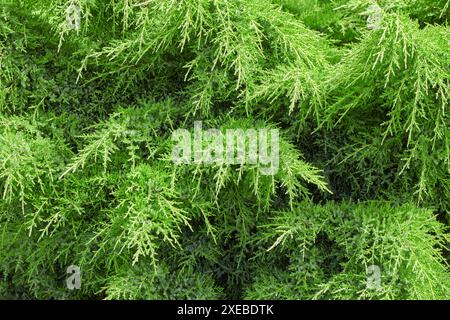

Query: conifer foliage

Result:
[0,0,449,299]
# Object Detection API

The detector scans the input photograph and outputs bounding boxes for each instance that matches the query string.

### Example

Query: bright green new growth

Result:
[0,0,449,299]
[323,11,450,207]
[248,201,450,300]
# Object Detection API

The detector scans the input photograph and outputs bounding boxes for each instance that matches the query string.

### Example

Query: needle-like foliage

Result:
[0,0,449,300]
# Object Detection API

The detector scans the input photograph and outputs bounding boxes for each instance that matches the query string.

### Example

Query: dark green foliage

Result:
[0,0,449,300]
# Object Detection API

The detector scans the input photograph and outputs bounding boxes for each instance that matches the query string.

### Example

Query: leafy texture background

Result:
[0,0,449,299]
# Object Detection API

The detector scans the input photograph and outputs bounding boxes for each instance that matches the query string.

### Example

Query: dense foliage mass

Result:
[0,0,449,299]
